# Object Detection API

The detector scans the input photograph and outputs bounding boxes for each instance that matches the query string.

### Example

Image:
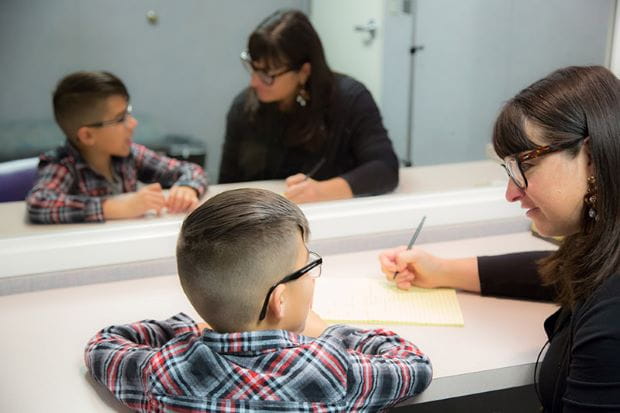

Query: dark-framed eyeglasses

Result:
[502,138,585,190]
[258,251,323,321]
[240,50,293,86]
[84,104,133,128]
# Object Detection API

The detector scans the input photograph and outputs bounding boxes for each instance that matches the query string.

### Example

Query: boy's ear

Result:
[267,284,287,322]
[75,126,96,147]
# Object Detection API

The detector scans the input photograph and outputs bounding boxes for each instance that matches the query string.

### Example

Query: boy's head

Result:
[177,188,318,333]
[53,71,136,156]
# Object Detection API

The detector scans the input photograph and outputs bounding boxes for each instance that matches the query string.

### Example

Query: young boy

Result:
[85,188,432,412]
[26,71,208,223]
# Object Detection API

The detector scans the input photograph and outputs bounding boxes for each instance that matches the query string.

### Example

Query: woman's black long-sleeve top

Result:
[478,251,620,412]
[218,74,399,196]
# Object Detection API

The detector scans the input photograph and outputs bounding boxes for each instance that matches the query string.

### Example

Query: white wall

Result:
[612,2,620,77]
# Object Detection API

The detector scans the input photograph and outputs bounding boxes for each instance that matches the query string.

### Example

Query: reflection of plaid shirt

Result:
[26,142,207,223]
[85,313,432,412]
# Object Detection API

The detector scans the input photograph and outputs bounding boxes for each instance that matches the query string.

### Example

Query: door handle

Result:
[354,19,377,43]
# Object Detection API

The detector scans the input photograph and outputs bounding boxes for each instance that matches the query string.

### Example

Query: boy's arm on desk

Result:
[84,313,200,398]
[321,324,432,409]
[27,162,105,224]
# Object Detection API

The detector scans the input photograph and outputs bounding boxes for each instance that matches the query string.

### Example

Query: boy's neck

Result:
[80,147,113,181]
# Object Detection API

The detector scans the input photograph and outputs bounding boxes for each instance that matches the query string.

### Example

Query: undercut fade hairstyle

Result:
[176,188,310,332]
[245,9,334,151]
[492,66,620,308]
[52,71,129,142]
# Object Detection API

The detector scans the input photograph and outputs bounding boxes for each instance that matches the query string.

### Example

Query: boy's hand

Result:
[166,185,199,213]
[196,321,211,331]
[301,310,328,338]
[103,183,165,220]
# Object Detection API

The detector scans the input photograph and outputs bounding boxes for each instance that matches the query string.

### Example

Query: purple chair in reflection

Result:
[0,157,39,202]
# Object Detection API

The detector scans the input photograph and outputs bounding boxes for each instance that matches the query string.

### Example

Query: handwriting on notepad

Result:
[313,277,464,327]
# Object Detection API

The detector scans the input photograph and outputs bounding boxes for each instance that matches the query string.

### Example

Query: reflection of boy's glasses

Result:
[502,137,585,190]
[85,104,133,128]
[240,50,293,86]
[258,251,323,321]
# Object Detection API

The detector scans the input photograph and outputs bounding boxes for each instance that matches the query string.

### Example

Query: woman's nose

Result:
[249,72,262,88]
[505,179,524,203]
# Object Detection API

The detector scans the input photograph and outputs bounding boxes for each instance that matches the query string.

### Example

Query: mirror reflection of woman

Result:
[219,9,399,203]
[380,66,620,412]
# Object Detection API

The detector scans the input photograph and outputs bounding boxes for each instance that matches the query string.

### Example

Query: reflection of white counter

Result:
[0,161,512,279]
[0,232,556,412]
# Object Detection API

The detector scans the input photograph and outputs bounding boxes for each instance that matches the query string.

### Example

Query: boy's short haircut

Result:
[176,188,310,332]
[53,71,129,141]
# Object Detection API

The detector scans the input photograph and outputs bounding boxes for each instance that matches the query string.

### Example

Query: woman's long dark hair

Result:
[493,66,620,307]
[245,9,334,150]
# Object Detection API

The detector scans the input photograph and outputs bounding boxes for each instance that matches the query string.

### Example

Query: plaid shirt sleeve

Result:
[84,313,200,411]
[132,144,208,197]
[322,324,433,411]
[26,160,104,223]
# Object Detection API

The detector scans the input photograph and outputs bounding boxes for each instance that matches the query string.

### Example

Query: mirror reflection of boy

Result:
[85,188,432,411]
[27,71,208,223]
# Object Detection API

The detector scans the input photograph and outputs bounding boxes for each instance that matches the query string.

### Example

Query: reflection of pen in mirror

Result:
[393,216,427,279]
[304,157,326,181]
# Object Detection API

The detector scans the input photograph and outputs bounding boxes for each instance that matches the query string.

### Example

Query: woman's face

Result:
[504,124,592,237]
[249,60,310,106]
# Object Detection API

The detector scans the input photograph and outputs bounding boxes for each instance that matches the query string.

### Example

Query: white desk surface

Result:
[0,231,556,412]
[2,161,520,279]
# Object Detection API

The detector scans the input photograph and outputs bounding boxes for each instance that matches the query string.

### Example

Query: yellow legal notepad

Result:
[313,277,464,327]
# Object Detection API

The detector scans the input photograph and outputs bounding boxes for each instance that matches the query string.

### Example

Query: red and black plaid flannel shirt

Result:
[85,313,432,412]
[26,142,208,223]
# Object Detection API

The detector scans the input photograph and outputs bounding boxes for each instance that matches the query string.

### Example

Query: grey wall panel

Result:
[410,0,614,166]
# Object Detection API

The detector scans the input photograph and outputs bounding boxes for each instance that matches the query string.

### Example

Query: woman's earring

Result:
[584,175,598,220]
[296,85,309,107]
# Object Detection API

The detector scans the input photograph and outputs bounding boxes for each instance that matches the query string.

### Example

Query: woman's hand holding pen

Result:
[379,247,482,293]
[379,246,445,290]
[284,174,323,203]
[284,175,353,203]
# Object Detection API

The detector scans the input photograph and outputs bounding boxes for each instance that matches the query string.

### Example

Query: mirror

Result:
[0,0,615,276]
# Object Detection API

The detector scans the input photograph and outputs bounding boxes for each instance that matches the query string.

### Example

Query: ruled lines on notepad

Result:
[313,277,464,327]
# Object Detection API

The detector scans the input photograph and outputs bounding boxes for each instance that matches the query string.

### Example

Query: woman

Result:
[219,9,399,203]
[380,66,620,412]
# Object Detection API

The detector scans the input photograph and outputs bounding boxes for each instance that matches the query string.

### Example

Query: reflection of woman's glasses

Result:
[84,104,133,128]
[258,251,322,321]
[240,50,293,86]
[502,138,585,190]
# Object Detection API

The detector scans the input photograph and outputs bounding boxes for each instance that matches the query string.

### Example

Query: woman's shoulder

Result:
[576,273,620,321]
[596,273,620,299]
[333,73,369,97]
[330,73,377,113]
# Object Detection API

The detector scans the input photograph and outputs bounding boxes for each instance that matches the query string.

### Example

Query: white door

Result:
[310,0,414,163]
[310,0,384,101]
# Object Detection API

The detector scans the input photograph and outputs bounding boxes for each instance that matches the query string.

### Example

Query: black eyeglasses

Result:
[84,104,133,128]
[258,251,322,321]
[502,138,585,190]
[240,50,293,86]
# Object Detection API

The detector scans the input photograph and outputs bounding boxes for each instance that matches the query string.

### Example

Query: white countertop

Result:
[0,231,556,411]
[0,161,516,279]
[0,161,507,239]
